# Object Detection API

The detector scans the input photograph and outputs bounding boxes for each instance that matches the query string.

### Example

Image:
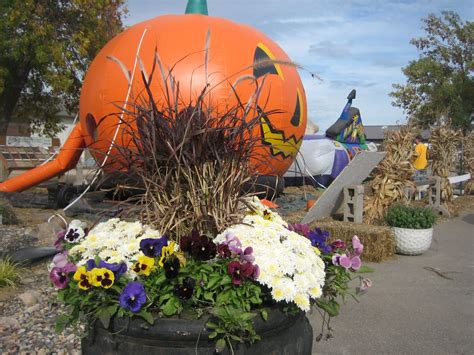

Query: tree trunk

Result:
[0,58,32,136]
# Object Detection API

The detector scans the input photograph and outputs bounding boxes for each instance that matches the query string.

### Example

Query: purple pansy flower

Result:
[180,230,217,261]
[307,228,331,253]
[86,259,97,271]
[99,261,127,280]
[49,262,77,289]
[240,247,255,263]
[140,236,168,258]
[175,277,196,300]
[287,223,311,237]
[252,264,260,279]
[360,278,372,292]
[51,252,68,269]
[228,261,255,285]
[224,233,243,254]
[54,230,66,251]
[332,253,361,271]
[217,243,231,258]
[352,236,363,256]
[330,239,346,252]
[163,255,180,279]
[119,282,147,313]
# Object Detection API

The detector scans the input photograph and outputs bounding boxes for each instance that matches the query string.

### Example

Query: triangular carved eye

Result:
[290,88,303,127]
[253,43,284,80]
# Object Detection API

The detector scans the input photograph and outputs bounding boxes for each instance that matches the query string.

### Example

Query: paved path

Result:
[309,212,474,354]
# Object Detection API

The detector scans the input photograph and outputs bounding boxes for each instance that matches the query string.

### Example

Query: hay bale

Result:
[280,193,395,262]
[308,220,395,262]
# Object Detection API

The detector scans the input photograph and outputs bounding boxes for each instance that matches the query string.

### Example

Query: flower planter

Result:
[82,308,313,354]
[392,227,433,255]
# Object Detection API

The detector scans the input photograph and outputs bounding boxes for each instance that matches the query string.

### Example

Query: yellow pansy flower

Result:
[133,255,155,276]
[89,267,115,288]
[73,266,92,290]
[159,242,176,267]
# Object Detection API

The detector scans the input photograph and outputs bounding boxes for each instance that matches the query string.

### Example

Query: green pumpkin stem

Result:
[185,0,208,15]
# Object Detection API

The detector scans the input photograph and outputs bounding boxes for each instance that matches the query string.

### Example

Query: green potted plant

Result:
[385,204,438,255]
[49,203,372,354]
[47,43,372,354]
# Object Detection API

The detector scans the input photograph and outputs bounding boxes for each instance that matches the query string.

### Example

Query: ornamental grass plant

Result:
[0,256,25,288]
[100,50,278,241]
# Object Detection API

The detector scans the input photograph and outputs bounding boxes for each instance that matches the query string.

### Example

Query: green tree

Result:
[391,11,473,131]
[0,0,127,136]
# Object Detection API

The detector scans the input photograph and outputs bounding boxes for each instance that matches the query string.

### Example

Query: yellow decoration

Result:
[260,116,303,158]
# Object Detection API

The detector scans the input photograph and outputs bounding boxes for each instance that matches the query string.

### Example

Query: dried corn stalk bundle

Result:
[461,132,473,193]
[429,126,460,202]
[364,126,416,224]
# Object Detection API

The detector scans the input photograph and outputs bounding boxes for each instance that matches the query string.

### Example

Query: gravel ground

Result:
[0,226,82,354]
[0,226,39,255]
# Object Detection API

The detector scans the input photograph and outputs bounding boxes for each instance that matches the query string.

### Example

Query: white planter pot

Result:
[392,227,433,255]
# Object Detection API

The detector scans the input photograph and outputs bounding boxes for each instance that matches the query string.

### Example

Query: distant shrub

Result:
[385,204,437,229]
[0,198,19,225]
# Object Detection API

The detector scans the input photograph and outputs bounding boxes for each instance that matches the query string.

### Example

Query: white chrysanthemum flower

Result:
[69,219,162,278]
[215,203,326,312]
[294,293,310,312]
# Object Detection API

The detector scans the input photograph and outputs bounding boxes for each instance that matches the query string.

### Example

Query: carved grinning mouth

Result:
[258,109,303,159]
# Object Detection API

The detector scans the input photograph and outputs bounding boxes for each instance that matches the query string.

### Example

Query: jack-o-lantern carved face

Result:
[79,14,307,176]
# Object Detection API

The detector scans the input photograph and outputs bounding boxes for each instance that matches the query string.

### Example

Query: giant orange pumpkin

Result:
[79,13,307,176]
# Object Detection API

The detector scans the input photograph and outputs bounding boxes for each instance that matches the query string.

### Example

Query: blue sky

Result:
[125,0,473,130]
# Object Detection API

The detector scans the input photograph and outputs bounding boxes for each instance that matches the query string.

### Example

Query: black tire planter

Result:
[82,308,313,354]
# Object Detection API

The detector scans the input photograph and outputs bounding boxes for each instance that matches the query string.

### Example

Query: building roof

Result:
[364,125,400,140]
[365,125,431,141]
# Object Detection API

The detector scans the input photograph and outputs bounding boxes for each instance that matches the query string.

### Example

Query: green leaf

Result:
[206,321,219,329]
[219,275,232,286]
[260,308,268,321]
[162,297,179,316]
[203,291,214,302]
[207,275,221,289]
[158,293,172,303]
[240,312,256,321]
[117,308,125,318]
[208,331,218,339]
[355,266,375,273]
[316,299,340,317]
[97,309,112,329]
[215,338,226,353]
[137,310,154,325]
[55,314,71,332]
[230,334,243,342]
